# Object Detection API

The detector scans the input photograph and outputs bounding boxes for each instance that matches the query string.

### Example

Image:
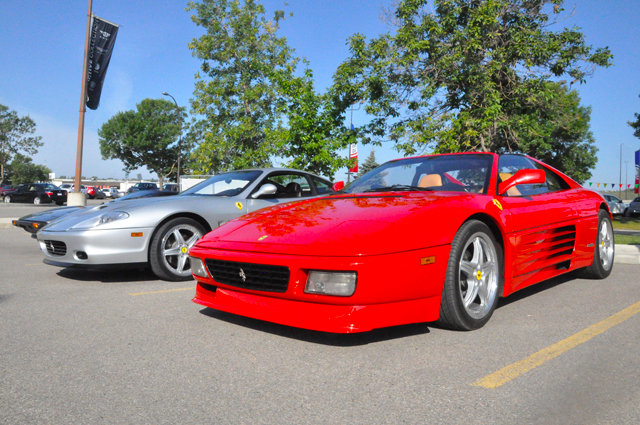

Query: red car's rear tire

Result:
[437,220,503,331]
[578,210,614,279]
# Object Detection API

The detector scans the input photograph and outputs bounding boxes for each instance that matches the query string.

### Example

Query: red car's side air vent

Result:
[514,225,576,276]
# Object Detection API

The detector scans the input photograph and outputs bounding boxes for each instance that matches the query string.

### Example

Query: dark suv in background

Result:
[127,182,159,194]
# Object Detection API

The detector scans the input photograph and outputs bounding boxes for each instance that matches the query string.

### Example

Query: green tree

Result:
[98,98,186,187]
[629,95,640,139]
[332,0,612,179]
[187,0,297,173]
[9,154,51,185]
[273,68,354,178]
[0,104,43,185]
[357,150,380,178]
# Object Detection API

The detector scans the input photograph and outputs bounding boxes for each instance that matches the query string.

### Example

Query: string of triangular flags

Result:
[586,183,640,189]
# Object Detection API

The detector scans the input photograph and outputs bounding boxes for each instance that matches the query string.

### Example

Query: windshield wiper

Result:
[363,185,432,193]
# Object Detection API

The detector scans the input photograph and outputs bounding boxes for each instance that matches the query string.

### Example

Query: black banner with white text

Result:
[86,16,119,110]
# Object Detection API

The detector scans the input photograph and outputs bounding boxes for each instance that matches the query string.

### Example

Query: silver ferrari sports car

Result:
[37,168,334,281]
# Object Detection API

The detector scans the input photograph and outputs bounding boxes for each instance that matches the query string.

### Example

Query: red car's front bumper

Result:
[193,283,442,333]
[190,245,450,333]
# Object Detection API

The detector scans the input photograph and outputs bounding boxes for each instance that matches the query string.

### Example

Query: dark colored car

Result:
[3,183,67,205]
[12,206,87,235]
[163,183,179,192]
[629,197,640,217]
[127,182,159,193]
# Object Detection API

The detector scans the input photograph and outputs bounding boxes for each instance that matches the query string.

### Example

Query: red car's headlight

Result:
[190,257,210,279]
[305,271,357,297]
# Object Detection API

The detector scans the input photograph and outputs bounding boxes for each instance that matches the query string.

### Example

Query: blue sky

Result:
[1,0,639,189]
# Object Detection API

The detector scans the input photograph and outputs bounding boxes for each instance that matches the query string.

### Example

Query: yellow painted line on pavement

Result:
[129,287,194,296]
[472,299,640,389]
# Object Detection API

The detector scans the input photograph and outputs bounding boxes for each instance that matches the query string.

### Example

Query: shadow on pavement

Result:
[199,308,431,346]
[496,271,579,309]
[56,267,160,283]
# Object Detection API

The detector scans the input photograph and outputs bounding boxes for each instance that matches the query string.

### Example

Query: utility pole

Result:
[71,0,93,206]
[162,92,182,191]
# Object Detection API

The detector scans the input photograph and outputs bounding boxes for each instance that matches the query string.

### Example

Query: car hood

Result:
[19,206,86,223]
[41,195,225,231]
[197,192,483,256]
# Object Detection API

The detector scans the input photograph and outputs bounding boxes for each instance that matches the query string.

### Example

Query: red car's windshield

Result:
[343,154,494,195]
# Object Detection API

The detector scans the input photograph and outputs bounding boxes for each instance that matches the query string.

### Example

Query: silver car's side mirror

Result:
[251,183,278,199]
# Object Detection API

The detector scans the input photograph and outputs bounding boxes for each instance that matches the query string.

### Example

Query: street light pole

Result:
[162,92,182,191]
[625,160,630,199]
[619,143,624,199]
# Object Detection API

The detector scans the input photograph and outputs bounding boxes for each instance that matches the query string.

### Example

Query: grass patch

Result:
[612,216,640,231]
[615,234,640,245]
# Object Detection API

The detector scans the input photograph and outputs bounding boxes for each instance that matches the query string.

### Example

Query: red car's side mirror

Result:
[498,169,546,196]
[332,181,345,192]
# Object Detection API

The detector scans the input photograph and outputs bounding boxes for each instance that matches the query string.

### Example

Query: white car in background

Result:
[602,194,629,216]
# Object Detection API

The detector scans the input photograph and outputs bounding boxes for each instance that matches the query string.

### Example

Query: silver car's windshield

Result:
[344,154,494,195]
[181,170,263,197]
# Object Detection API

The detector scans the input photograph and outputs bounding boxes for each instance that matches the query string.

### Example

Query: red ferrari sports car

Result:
[189,153,613,333]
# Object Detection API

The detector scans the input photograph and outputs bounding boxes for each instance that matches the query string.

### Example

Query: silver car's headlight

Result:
[71,211,130,230]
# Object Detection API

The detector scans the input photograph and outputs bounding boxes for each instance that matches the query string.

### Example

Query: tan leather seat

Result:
[418,174,443,188]
[499,173,521,196]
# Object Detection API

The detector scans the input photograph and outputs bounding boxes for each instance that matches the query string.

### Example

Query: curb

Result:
[0,218,14,229]
[615,244,640,265]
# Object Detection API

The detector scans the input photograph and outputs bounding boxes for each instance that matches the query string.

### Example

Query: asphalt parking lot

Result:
[1,205,640,424]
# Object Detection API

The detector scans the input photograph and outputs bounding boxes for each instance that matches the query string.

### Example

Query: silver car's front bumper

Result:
[37,227,155,266]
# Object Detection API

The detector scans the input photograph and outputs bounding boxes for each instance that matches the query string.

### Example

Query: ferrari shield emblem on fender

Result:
[235,202,243,210]
[492,199,503,211]
[258,235,269,241]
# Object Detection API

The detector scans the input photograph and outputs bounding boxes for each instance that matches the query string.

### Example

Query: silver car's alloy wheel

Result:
[599,219,614,271]
[160,224,202,277]
[458,232,499,320]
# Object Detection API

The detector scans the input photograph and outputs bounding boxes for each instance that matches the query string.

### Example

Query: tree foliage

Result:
[629,95,640,139]
[8,154,51,185]
[357,150,380,178]
[0,104,43,185]
[331,0,612,179]
[187,0,297,173]
[98,98,186,187]
[186,0,354,178]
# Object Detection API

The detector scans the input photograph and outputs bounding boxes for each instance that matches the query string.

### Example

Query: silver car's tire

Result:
[437,220,503,331]
[578,210,614,279]
[33,197,41,205]
[150,217,206,281]
[3,195,10,203]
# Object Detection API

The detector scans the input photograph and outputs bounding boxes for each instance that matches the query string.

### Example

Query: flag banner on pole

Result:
[349,144,358,173]
[620,184,623,188]
[86,16,119,110]
[635,150,639,194]
[589,182,592,186]
[597,183,600,187]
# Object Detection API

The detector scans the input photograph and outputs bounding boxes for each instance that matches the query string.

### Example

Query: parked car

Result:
[3,183,67,205]
[163,183,179,192]
[127,182,159,193]
[59,184,73,193]
[106,188,124,199]
[602,194,629,216]
[0,184,15,197]
[12,206,87,235]
[86,187,106,200]
[37,168,333,281]
[629,197,640,217]
[189,153,614,333]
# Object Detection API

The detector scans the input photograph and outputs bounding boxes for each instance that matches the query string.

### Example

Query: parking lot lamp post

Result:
[619,143,624,199]
[625,160,629,200]
[162,92,182,190]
